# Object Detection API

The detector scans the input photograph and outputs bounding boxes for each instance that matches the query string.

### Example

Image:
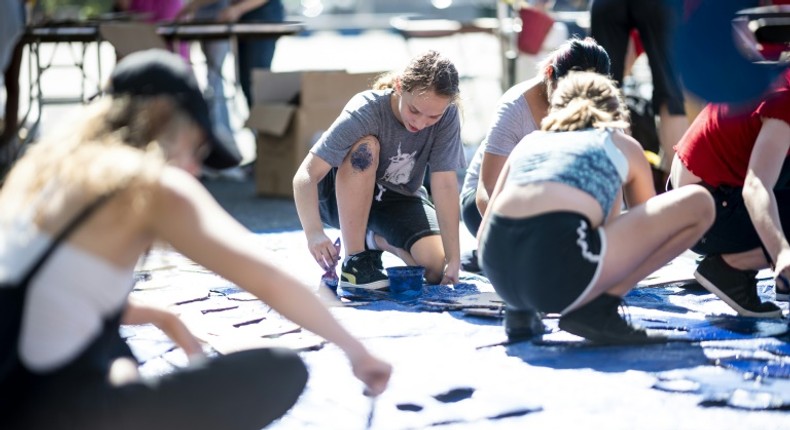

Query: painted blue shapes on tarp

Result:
[716,357,790,379]
[673,0,787,103]
[700,388,790,410]
[644,315,789,341]
[763,342,790,357]
[338,281,490,312]
[537,313,788,345]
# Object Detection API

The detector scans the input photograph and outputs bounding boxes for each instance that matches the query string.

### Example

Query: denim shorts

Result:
[479,211,605,314]
[318,168,440,252]
[693,185,790,256]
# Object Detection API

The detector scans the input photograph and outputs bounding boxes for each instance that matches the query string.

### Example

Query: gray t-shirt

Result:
[460,81,538,196]
[312,89,466,197]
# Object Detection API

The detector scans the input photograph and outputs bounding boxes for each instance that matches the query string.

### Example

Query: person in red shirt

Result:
[670,71,790,318]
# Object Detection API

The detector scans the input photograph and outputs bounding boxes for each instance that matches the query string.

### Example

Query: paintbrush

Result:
[364,390,376,429]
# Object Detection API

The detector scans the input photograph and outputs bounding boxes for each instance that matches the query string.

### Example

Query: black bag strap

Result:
[16,191,118,287]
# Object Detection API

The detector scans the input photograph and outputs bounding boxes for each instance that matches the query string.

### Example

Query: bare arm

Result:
[150,168,391,395]
[475,152,508,216]
[176,0,219,20]
[123,300,205,361]
[616,130,656,208]
[477,160,512,246]
[743,118,790,280]
[293,152,339,268]
[218,0,269,22]
[430,170,462,284]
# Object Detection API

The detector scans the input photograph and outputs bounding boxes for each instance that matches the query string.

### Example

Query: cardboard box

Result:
[246,70,381,197]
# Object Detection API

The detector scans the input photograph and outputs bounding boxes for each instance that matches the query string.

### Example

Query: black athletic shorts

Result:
[479,211,605,314]
[318,168,440,252]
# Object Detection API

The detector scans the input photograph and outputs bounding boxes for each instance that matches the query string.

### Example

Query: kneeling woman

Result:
[478,72,714,344]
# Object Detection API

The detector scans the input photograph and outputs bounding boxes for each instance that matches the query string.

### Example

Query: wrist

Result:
[339,338,368,361]
[305,226,325,238]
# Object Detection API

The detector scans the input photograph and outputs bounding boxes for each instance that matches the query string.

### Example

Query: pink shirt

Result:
[128,0,190,61]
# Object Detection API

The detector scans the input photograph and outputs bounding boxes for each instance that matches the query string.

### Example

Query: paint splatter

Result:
[350,143,373,171]
[489,408,540,420]
[396,403,423,412]
[433,387,475,403]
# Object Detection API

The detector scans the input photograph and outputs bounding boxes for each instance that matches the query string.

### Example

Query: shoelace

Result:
[731,270,762,307]
[356,251,382,274]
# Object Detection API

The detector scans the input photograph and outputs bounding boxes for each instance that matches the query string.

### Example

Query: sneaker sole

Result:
[694,271,783,318]
[557,318,667,345]
[339,279,390,291]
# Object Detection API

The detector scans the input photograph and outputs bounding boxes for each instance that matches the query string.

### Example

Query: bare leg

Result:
[722,248,769,271]
[572,185,714,310]
[336,136,379,257]
[408,235,446,284]
[373,233,446,284]
[373,234,417,266]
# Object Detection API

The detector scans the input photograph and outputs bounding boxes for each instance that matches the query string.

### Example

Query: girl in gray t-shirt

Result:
[293,50,466,289]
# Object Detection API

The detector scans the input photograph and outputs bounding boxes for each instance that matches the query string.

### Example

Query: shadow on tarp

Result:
[655,364,790,411]
[624,287,703,314]
[338,280,504,314]
[504,339,710,373]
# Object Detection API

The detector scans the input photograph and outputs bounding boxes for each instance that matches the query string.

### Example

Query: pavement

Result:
[9,22,790,430]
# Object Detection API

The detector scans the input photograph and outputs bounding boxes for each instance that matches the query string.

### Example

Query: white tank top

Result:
[0,225,134,372]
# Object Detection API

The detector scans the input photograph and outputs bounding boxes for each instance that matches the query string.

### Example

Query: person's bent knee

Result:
[343,135,380,173]
[422,255,447,284]
[693,185,716,227]
[682,184,715,227]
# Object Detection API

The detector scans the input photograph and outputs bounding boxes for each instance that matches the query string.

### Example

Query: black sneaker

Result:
[558,294,667,345]
[460,249,483,274]
[340,250,389,290]
[504,308,545,342]
[694,255,782,318]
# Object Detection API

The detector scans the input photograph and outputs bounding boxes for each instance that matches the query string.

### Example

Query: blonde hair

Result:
[541,71,629,132]
[2,95,186,224]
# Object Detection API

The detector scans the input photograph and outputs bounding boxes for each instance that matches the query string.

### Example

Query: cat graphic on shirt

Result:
[383,143,417,185]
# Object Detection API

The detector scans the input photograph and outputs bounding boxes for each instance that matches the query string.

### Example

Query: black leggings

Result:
[590,0,686,115]
[460,187,482,237]
[12,348,308,430]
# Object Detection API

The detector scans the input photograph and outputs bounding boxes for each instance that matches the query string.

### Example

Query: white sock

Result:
[366,230,380,251]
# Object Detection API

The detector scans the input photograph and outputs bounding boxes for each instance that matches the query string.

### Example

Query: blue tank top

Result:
[507,128,629,219]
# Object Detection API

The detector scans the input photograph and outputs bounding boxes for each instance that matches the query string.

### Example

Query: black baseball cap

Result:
[108,49,241,169]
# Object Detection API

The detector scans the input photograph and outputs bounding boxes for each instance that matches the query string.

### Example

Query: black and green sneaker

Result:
[340,250,389,290]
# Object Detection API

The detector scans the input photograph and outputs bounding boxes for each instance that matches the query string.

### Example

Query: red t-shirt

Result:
[675,87,790,187]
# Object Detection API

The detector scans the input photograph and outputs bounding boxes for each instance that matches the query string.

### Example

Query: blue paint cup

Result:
[386,266,425,298]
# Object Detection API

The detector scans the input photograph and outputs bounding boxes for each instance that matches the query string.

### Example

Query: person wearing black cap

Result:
[0,49,391,429]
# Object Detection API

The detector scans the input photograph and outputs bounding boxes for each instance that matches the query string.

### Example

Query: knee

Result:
[686,185,716,228]
[421,254,447,284]
[343,135,380,173]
